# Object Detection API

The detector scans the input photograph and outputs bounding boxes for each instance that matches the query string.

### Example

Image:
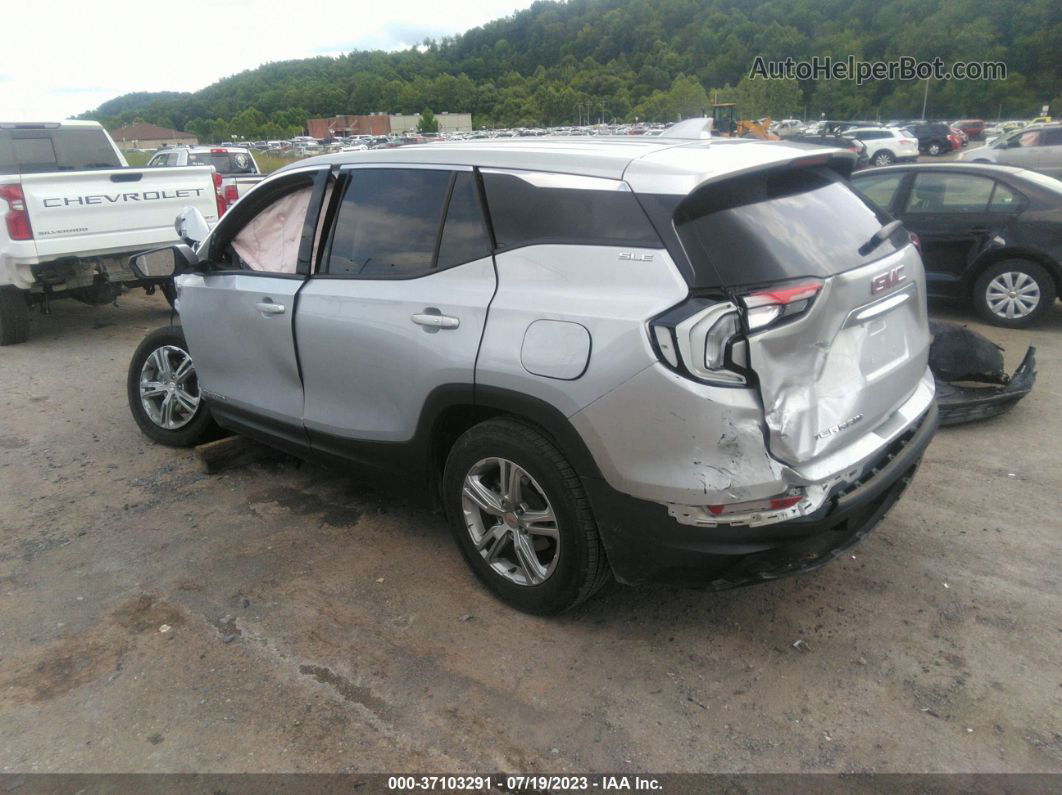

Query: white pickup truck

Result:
[146,145,265,206]
[0,120,220,345]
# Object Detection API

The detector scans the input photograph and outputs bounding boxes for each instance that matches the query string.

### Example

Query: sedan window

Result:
[905,173,995,213]
[988,182,1024,212]
[851,172,904,211]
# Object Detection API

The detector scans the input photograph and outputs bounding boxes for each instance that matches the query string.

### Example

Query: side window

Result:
[1041,128,1062,146]
[988,182,1024,213]
[148,155,164,167]
[482,171,661,249]
[852,172,904,211]
[324,168,452,278]
[904,173,994,214]
[437,172,492,269]
[211,175,320,274]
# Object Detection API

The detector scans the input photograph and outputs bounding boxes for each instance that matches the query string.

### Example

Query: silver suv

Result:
[126,138,938,614]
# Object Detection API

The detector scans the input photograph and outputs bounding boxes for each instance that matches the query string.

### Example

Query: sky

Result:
[3,0,538,121]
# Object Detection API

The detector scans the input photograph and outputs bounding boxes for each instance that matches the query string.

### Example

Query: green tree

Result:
[418,107,440,133]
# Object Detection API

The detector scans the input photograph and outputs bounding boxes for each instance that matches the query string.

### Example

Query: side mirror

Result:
[174,205,211,247]
[129,244,200,280]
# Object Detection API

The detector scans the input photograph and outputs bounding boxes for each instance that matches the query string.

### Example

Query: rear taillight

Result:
[213,171,228,217]
[1,183,33,240]
[223,184,239,205]
[909,232,922,255]
[649,299,747,386]
[741,278,823,330]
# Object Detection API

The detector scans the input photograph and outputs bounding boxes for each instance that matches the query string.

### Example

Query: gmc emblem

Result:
[871,265,906,295]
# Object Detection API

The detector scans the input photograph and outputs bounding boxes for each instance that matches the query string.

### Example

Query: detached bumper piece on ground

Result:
[929,321,1037,426]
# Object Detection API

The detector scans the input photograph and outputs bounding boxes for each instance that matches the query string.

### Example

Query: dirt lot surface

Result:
[1,292,1059,775]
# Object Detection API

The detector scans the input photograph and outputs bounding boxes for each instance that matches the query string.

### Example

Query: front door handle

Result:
[254,300,286,315]
[412,312,460,330]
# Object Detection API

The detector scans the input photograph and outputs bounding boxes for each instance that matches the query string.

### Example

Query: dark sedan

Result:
[850,163,1062,327]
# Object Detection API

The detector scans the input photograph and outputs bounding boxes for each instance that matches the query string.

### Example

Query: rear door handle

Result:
[411,312,460,329]
[254,300,286,315]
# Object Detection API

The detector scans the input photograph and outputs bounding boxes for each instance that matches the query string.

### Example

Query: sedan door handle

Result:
[411,312,460,329]
[254,300,286,315]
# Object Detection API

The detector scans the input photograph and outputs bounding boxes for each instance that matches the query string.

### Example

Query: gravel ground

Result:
[0,291,1059,774]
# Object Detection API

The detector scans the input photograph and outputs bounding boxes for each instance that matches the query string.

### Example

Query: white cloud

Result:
[5,0,535,121]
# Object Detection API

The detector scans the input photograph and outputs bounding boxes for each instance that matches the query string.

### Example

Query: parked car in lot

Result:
[845,127,920,166]
[905,122,956,156]
[784,133,869,168]
[148,145,265,207]
[0,120,220,345]
[851,163,1062,327]
[954,119,986,141]
[959,123,1062,179]
[126,137,937,613]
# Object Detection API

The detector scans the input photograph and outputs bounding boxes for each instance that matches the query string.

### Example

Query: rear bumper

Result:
[584,401,938,588]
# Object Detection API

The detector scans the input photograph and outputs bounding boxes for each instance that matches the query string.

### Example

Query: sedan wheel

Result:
[872,150,895,166]
[985,271,1041,321]
[927,142,943,156]
[973,260,1056,328]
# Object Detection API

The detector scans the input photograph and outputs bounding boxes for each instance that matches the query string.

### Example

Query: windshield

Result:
[0,127,123,174]
[188,151,257,174]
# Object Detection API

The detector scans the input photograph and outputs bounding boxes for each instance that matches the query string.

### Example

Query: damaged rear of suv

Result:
[127,137,937,614]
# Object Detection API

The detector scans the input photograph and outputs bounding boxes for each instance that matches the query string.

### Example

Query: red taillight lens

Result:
[0,183,33,241]
[223,185,239,204]
[909,232,922,255]
[741,279,823,330]
[212,171,228,217]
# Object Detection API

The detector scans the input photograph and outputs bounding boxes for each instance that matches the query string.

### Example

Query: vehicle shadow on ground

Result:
[14,294,175,348]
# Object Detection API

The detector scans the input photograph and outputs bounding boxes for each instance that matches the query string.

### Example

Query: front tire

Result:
[0,286,29,346]
[127,325,215,446]
[973,260,1056,328]
[927,141,944,156]
[872,149,895,166]
[442,418,611,614]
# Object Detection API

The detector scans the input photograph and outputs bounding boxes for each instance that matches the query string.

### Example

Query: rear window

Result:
[0,127,122,174]
[188,151,257,174]
[482,171,660,250]
[674,166,897,287]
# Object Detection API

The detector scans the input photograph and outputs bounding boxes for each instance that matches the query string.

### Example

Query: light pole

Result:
[921,79,930,121]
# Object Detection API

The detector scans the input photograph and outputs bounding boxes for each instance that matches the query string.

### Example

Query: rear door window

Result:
[904,173,994,213]
[852,172,905,211]
[436,172,492,268]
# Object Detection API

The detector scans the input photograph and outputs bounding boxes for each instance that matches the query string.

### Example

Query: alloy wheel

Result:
[986,271,1041,320]
[139,344,201,430]
[461,457,560,586]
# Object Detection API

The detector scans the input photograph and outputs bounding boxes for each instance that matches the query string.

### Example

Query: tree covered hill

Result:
[83,0,1060,140]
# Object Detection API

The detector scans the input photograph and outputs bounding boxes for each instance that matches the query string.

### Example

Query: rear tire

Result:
[973,259,1056,328]
[442,418,611,614]
[0,286,29,346]
[872,150,895,166]
[927,141,944,156]
[127,325,216,446]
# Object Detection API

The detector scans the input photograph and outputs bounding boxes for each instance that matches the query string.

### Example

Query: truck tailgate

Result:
[20,166,218,259]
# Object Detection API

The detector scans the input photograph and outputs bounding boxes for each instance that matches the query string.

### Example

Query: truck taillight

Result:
[223,185,239,205]
[213,171,228,217]
[0,183,33,240]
